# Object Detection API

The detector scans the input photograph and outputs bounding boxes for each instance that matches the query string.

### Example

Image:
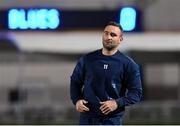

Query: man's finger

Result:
[100,104,107,110]
[101,106,109,112]
[82,100,88,104]
[100,102,108,109]
[100,101,105,104]
[82,105,89,111]
[102,108,110,115]
[77,106,89,112]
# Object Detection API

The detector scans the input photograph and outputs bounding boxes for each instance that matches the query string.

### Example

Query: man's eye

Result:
[110,33,116,37]
[104,32,109,35]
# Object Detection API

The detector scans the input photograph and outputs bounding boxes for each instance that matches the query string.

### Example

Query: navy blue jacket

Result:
[70,49,142,117]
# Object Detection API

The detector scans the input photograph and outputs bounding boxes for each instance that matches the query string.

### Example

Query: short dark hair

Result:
[106,21,123,32]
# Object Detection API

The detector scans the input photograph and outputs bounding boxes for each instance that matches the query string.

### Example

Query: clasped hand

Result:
[76,99,118,115]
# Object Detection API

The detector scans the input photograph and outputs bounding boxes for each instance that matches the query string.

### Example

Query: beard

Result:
[102,41,117,51]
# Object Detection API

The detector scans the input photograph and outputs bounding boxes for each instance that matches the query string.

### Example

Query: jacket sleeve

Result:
[70,57,85,105]
[116,60,142,108]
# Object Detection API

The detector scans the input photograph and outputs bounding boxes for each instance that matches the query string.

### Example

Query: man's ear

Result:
[120,37,123,41]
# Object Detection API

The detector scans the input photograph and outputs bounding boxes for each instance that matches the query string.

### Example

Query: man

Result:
[70,21,142,125]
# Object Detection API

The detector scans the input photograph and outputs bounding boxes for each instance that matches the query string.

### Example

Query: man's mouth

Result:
[105,41,112,44]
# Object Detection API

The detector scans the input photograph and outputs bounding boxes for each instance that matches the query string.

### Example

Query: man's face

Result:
[102,25,123,51]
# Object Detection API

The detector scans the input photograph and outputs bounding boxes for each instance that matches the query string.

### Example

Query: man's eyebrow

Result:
[104,30,119,35]
[110,32,117,35]
[104,31,115,33]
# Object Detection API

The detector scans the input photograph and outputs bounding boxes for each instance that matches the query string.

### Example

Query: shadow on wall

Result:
[0,32,20,52]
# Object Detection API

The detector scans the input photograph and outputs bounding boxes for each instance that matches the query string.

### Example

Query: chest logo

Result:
[104,64,108,69]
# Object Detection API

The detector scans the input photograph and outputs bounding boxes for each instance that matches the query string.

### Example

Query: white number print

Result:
[103,64,108,69]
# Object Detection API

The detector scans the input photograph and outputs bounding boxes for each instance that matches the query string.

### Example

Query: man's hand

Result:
[76,99,89,113]
[100,100,118,115]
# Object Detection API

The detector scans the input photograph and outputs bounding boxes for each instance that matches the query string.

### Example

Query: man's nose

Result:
[107,34,112,40]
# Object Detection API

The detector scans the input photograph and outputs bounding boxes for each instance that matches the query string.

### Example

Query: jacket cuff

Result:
[116,98,125,108]
[73,98,80,105]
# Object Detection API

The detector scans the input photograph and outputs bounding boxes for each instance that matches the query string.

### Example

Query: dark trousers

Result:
[79,115,122,125]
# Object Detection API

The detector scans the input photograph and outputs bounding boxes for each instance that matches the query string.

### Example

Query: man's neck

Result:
[102,48,118,56]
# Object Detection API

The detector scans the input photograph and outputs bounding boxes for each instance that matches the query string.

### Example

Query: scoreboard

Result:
[0,7,142,32]
[8,9,60,30]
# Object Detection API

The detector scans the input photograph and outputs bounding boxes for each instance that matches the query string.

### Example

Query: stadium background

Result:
[0,0,180,124]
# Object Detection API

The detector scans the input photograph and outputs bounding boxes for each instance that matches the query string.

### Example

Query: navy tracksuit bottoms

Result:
[79,115,122,125]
